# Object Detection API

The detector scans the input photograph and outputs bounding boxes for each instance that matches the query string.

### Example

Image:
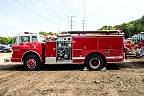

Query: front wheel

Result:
[85,54,105,70]
[3,49,7,53]
[24,55,41,71]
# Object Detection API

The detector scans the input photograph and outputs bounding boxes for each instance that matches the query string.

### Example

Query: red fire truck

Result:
[11,31,125,70]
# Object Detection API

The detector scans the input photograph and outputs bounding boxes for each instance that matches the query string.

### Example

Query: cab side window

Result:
[21,36,30,42]
[32,36,38,42]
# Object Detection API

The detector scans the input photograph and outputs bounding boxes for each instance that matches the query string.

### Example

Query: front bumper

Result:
[11,58,21,62]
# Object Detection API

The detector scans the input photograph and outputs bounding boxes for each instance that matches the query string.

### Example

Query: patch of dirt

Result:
[0,53,144,96]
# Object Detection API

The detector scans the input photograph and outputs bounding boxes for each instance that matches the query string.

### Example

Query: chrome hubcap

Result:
[27,58,36,69]
[89,58,100,69]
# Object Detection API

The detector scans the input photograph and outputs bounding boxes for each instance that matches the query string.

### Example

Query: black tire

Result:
[3,49,7,53]
[24,55,41,71]
[136,53,141,58]
[85,54,105,70]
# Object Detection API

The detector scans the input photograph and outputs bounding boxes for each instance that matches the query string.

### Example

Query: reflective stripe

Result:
[106,56,123,59]
[73,57,85,59]
[73,49,83,51]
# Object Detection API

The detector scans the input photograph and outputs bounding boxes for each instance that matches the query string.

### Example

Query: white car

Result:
[0,44,12,53]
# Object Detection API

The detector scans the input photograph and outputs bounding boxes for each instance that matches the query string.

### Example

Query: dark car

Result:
[0,44,12,53]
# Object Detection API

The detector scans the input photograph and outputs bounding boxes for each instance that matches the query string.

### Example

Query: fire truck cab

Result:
[12,31,124,71]
[15,32,45,45]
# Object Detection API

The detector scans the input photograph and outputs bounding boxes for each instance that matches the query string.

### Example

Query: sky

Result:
[0,0,144,37]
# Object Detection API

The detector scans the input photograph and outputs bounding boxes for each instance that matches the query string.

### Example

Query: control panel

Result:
[56,36,72,62]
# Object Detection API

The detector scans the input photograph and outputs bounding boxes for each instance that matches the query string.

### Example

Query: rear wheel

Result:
[24,55,41,71]
[85,54,105,70]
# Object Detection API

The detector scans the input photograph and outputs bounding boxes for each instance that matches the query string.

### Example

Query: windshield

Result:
[132,33,144,44]
[140,33,144,40]
[132,35,139,44]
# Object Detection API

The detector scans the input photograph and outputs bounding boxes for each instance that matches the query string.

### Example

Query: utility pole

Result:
[82,17,86,31]
[82,0,87,31]
[68,16,76,31]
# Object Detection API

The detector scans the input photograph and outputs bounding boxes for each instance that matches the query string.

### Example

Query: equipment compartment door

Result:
[72,37,86,63]
[56,36,72,63]
[99,36,124,61]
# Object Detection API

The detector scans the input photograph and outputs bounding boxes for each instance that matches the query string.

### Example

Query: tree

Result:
[0,37,9,44]
[99,25,115,30]
[0,37,16,44]
[99,15,144,38]
[39,31,58,36]
[39,32,49,36]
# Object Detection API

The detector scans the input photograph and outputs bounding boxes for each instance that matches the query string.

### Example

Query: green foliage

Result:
[99,15,144,38]
[39,32,53,36]
[39,32,48,36]
[98,25,116,30]
[0,37,16,44]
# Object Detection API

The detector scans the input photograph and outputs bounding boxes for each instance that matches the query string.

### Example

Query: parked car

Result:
[0,44,12,53]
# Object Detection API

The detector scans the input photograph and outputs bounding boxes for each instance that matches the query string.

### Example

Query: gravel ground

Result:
[0,53,144,96]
